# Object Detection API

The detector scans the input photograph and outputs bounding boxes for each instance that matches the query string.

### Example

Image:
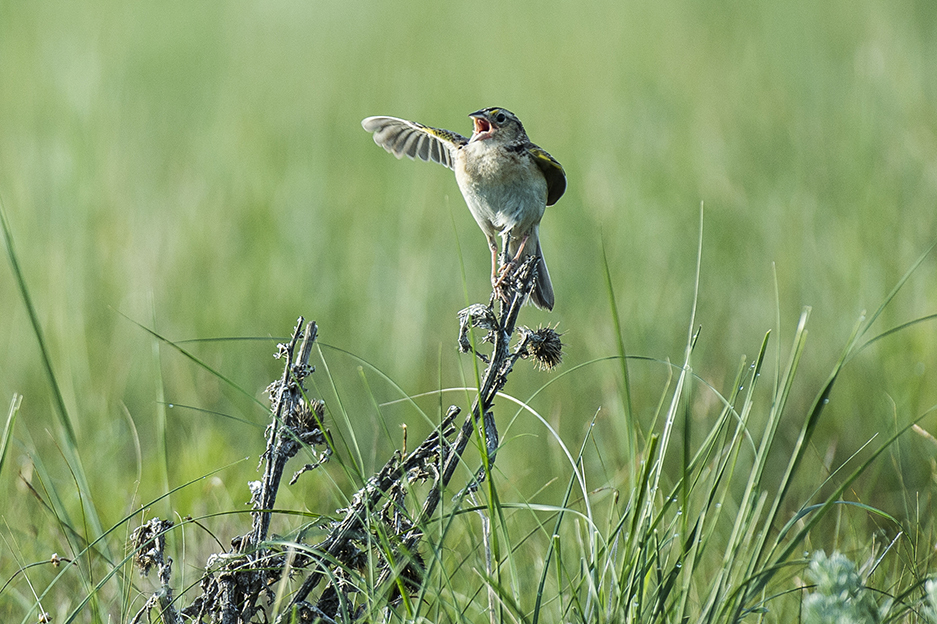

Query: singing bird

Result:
[361,108,566,310]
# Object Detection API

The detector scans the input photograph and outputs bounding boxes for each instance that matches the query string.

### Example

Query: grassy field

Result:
[1,0,936,621]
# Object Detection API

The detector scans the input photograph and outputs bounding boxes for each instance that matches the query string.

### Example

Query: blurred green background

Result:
[1,0,936,611]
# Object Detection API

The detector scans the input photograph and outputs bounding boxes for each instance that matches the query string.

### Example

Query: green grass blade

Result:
[1,194,111,566]
[601,242,635,483]
[856,239,937,342]
[0,193,78,448]
[115,310,266,410]
[532,414,598,624]
[0,394,21,479]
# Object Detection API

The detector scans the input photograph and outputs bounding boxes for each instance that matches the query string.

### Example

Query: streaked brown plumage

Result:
[362,107,565,310]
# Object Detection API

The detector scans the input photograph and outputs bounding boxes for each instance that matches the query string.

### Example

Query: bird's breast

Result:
[455,146,547,235]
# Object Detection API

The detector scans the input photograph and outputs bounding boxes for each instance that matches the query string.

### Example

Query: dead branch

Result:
[128,256,561,622]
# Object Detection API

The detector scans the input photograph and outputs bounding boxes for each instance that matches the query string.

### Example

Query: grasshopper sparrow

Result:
[362,107,565,310]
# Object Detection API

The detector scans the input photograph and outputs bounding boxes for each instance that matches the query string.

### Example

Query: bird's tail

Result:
[511,227,553,311]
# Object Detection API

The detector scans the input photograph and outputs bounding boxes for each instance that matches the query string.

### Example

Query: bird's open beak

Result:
[469,111,493,142]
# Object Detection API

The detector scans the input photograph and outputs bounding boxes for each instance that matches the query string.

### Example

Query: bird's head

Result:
[468,107,527,144]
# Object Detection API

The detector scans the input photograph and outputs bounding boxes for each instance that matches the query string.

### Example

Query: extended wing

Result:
[362,116,468,170]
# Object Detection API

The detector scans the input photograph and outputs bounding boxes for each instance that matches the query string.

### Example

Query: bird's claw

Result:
[491,264,516,303]
[492,261,516,290]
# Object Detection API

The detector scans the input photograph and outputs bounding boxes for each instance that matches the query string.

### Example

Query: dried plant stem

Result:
[422,254,538,521]
[248,318,318,550]
[128,255,550,623]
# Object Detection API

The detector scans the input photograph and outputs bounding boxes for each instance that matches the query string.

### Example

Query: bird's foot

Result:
[493,260,516,287]
[491,262,517,303]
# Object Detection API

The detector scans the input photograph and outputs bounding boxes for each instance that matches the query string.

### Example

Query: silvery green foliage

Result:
[802,551,880,624]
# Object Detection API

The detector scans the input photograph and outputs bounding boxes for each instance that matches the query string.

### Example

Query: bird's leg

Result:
[485,232,507,305]
[510,233,530,263]
[488,237,500,285]
[487,236,510,303]
[493,232,530,288]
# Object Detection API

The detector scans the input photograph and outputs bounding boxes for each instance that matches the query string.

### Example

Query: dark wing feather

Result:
[361,116,468,170]
[527,145,566,206]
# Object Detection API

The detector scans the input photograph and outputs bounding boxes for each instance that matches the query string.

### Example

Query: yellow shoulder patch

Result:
[424,125,469,148]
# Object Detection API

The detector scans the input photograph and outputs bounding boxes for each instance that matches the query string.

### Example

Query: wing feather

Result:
[527,145,567,206]
[415,134,431,161]
[361,116,467,170]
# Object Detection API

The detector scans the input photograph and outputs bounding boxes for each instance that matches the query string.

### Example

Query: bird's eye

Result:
[495,112,506,123]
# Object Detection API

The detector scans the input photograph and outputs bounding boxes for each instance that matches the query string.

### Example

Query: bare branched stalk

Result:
[142,319,333,624]
[128,257,561,623]
[129,518,181,624]
[424,254,541,517]
[249,319,328,549]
